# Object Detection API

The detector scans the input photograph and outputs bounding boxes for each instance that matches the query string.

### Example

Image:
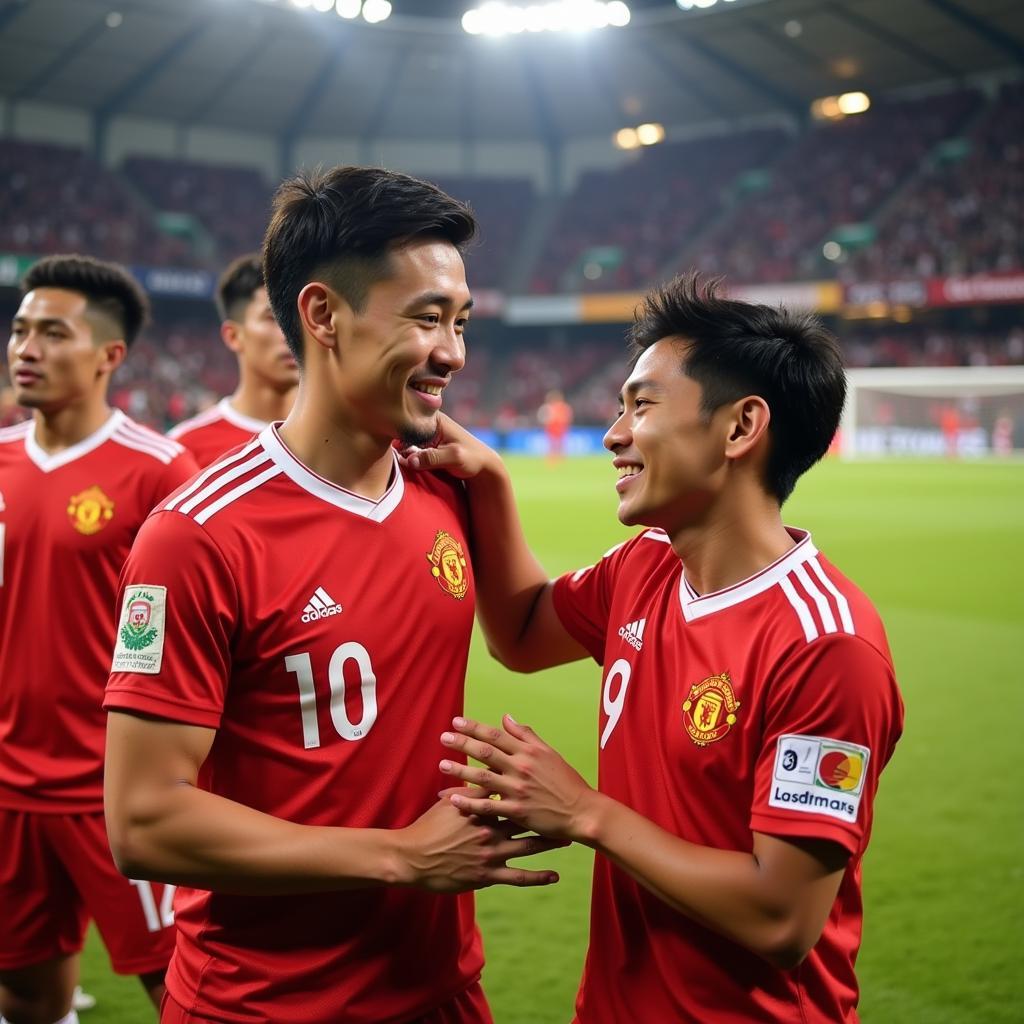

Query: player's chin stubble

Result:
[398,420,439,448]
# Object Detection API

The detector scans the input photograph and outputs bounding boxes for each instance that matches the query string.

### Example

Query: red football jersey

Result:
[104,425,484,1023]
[167,398,267,468]
[0,411,197,812]
[553,528,904,1024]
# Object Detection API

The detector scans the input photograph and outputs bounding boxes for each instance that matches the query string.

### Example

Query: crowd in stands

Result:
[849,81,1024,281]
[0,140,190,266]
[530,129,786,294]
[122,156,272,262]
[688,91,982,285]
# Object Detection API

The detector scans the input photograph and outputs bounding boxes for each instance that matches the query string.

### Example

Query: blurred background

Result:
[1,2,1022,1021]
[0,0,1022,452]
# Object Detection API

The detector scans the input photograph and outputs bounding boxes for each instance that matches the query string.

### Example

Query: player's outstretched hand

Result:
[440,716,599,844]
[396,787,566,893]
[400,413,500,480]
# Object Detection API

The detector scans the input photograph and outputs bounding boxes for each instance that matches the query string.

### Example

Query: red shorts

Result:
[161,979,493,1024]
[0,808,175,975]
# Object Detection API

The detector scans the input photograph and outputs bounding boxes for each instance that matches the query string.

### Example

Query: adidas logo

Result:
[618,617,646,651]
[301,587,343,623]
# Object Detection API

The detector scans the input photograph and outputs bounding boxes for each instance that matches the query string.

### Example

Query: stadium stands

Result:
[0,139,190,266]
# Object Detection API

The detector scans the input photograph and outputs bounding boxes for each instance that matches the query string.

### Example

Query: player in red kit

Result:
[103,167,562,1024]
[168,253,298,467]
[0,255,198,1024]
[408,273,904,1022]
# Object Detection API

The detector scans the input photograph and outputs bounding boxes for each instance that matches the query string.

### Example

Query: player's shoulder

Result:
[617,528,678,568]
[166,404,226,440]
[152,437,279,533]
[770,545,892,665]
[0,420,32,448]
[109,413,189,467]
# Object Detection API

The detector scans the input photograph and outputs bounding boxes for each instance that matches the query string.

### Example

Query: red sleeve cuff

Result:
[749,810,861,858]
[104,687,223,729]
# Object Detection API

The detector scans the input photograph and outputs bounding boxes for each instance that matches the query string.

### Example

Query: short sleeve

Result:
[148,450,200,515]
[750,635,904,856]
[104,511,238,729]
[551,540,629,664]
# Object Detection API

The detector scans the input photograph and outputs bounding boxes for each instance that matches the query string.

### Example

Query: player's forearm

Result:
[465,458,551,669]
[107,780,409,895]
[580,795,824,968]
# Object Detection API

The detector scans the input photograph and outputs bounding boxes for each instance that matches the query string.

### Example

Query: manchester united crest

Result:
[426,530,469,600]
[67,485,114,535]
[683,672,740,746]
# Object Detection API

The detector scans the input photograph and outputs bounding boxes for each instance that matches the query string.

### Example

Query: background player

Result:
[408,273,905,1022]
[102,166,563,1024]
[168,253,298,467]
[537,388,573,463]
[0,255,198,1024]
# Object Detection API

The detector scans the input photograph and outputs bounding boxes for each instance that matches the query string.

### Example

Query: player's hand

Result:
[440,716,599,843]
[399,413,501,480]
[396,787,566,892]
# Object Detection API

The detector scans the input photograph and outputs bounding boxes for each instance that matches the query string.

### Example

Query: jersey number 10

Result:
[284,642,378,749]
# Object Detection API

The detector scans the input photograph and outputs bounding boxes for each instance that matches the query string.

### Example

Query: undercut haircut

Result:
[217,253,265,322]
[262,166,477,364]
[629,271,846,504]
[21,254,149,348]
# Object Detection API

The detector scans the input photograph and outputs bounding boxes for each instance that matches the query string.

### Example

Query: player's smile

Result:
[613,458,644,493]
[408,377,447,411]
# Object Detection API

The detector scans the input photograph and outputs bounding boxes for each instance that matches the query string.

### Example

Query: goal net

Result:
[839,367,1024,458]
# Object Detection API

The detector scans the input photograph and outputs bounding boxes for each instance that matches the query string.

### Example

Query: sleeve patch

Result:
[112,585,167,675]
[768,734,871,824]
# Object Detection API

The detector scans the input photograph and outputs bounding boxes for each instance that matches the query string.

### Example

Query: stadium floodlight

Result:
[636,122,664,145]
[312,0,334,11]
[614,127,640,149]
[362,0,391,21]
[461,2,631,37]
[837,91,871,115]
[336,0,361,16]
[290,0,314,8]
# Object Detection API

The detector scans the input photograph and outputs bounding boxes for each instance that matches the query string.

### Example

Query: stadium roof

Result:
[0,0,1021,144]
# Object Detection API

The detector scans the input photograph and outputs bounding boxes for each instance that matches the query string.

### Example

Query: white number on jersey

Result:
[600,658,632,749]
[130,879,175,932]
[285,642,379,749]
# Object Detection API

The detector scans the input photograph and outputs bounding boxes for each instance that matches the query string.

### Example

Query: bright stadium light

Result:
[312,0,334,11]
[291,0,314,8]
[837,90,871,115]
[614,127,640,149]
[461,2,632,36]
[336,0,361,16]
[362,0,391,21]
[636,121,665,145]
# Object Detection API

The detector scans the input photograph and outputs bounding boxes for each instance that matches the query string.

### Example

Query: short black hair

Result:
[262,166,477,364]
[629,271,846,504]
[22,254,149,347]
[216,252,265,322]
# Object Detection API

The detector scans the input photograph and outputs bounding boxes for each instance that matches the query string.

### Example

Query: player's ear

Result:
[724,395,771,462]
[97,338,127,378]
[220,319,244,355]
[297,281,349,356]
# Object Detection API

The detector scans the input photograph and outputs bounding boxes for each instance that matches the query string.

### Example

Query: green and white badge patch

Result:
[112,585,166,674]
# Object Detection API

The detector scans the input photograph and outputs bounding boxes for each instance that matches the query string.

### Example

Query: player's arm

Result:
[105,711,562,896]
[438,715,845,968]
[404,413,586,672]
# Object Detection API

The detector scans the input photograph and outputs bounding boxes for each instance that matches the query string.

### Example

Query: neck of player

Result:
[33,396,114,454]
[669,479,796,598]
[230,370,296,426]
[276,385,396,500]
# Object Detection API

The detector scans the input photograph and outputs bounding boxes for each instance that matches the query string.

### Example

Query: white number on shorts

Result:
[600,658,632,749]
[284,642,379,749]
[130,879,175,932]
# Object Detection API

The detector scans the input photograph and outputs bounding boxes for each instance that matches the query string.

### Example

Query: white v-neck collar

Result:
[218,398,270,434]
[259,424,405,522]
[678,529,818,621]
[25,409,125,473]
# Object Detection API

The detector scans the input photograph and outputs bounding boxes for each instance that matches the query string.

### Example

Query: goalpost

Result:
[839,366,1024,458]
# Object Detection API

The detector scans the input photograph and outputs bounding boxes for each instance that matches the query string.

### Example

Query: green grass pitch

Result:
[78,456,1024,1022]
